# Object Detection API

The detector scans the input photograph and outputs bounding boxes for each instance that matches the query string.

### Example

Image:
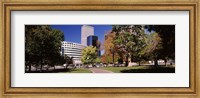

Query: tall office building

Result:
[87,35,98,46]
[81,25,94,46]
[87,35,101,57]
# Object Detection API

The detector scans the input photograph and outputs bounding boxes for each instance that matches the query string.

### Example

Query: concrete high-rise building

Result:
[61,41,85,67]
[81,25,94,46]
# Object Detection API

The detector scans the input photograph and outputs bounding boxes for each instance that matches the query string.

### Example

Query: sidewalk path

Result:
[89,68,113,73]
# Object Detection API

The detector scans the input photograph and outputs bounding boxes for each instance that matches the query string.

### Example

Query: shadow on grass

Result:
[25,68,73,73]
[120,66,175,73]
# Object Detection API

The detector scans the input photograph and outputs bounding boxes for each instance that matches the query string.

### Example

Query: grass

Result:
[26,68,92,73]
[66,68,92,73]
[100,65,175,73]
[100,66,147,73]
[26,65,175,73]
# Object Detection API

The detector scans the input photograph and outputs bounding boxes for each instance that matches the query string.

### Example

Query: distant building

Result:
[61,41,85,67]
[81,25,94,46]
[87,35,101,57]
[87,35,98,46]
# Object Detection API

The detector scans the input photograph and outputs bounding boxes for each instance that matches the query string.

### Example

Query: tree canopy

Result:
[101,32,119,64]
[112,25,146,66]
[145,25,175,65]
[104,25,175,66]
[25,25,64,71]
[81,46,98,65]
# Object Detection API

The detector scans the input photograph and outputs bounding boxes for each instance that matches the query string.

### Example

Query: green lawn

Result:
[100,66,147,73]
[66,68,92,73]
[100,65,175,73]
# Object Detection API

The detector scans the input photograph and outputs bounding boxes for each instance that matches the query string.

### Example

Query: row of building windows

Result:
[62,48,82,51]
[62,42,85,48]
[61,45,85,48]
[61,41,86,64]
[64,55,82,57]
[63,51,81,53]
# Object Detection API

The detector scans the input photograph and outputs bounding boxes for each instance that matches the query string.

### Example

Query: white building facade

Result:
[81,25,94,46]
[61,41,85,67]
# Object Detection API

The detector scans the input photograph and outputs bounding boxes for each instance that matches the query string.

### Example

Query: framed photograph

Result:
[0,0,199,98]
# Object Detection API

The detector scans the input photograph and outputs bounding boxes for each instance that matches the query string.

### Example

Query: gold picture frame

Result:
[0,0,199,98]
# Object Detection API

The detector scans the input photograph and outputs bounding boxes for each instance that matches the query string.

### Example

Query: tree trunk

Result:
[112,52,114,64]
[164,59,167,66]
[154,59,158,66]
[40,59,43,72]
[29,64,31,72]
[139,61,141,66]
[125,61,128,67]
[125,55,129,67]
[40,64,42,72]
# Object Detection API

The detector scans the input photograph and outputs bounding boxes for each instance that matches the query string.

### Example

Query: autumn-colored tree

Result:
[101,31,119,64]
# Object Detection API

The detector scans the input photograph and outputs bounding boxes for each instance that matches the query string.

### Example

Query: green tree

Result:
[81,46,98,66]
[142,32,162,66]
[63,55,74,69]
[47,29,65,69]
[95,58,101,63]
[145,25,175,66]
[112,25,146,66]
[25,25,64,72]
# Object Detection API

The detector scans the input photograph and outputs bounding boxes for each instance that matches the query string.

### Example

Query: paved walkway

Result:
[88,68,113,73]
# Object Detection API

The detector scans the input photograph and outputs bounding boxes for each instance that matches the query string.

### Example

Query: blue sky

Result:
[51,25,112,44]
